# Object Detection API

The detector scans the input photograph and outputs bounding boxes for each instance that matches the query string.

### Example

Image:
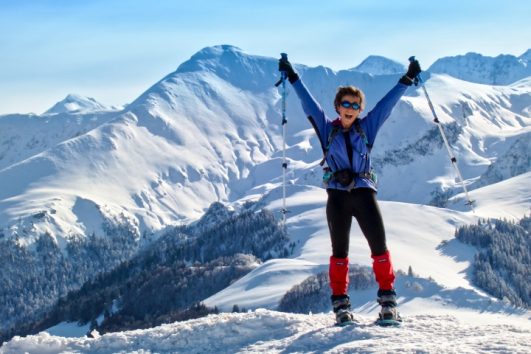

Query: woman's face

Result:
[337,94,363,129]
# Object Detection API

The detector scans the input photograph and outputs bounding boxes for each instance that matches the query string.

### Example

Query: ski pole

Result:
[410,56,475,210]
[276,53,289,224]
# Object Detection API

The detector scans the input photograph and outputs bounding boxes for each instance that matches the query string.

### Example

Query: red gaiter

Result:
[371,251,395,290]
[329,256,349,295]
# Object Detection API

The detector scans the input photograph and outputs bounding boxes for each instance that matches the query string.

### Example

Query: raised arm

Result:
[279,55,329,146]
[362,58,422,145]
[362,83,408,145]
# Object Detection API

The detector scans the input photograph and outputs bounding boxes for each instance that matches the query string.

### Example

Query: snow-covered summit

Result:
[352,55,406,75]
[173,45,277,92]
[177,45,246,70]
[428,50,531,85]
[44,94,115,115]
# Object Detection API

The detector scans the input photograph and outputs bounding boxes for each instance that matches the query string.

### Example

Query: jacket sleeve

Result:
[363,82,409,146]
[291,79,328,148]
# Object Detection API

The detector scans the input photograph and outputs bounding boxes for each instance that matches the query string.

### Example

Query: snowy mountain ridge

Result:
[0,109,120,171]
[0,44,529,261]
[428,50,531,85]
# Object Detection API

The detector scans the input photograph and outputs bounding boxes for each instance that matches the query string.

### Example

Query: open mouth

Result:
[345,114,354,119]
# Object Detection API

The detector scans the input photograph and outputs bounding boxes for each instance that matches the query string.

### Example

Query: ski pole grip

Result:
[275,53,289,86]
[407,56,422,85]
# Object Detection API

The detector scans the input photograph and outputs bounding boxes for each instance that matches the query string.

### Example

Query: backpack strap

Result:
[321,120,378,187]
[319,125,341,166]
[319,120,372,166]
[353,120,372,151]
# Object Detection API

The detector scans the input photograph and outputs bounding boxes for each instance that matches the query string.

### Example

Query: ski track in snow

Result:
[2,309,530,354]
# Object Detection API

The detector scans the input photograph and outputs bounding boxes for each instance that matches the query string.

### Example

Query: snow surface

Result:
[205,172,531,312]
[3,310,530,354]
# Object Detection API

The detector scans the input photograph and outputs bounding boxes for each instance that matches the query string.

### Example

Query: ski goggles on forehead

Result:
[340,101,361,110]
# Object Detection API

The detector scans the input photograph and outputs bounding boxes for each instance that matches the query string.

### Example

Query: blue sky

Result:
[0,0,529,115]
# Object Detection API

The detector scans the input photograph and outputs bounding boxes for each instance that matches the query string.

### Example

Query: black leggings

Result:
[326,188,387,258]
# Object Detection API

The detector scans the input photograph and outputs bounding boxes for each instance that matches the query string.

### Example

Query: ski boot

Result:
[332,295,357,326]
[375,289,402,327]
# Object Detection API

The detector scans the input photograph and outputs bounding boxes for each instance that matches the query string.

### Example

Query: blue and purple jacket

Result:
[291,78,409,191]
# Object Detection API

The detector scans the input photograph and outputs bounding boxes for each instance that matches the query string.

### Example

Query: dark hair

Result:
[334,86,366,113]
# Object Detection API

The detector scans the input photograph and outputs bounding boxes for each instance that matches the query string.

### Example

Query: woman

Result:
[278,55,421,325]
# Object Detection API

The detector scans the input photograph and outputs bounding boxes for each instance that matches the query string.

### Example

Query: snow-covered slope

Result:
[204,172,531,312]
[0,110,120,171]
[0,46,283,245]
[474,134,530,188]
[428,51,531,85]
[3,309,530,354]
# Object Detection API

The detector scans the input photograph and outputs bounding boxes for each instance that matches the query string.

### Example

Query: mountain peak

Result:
[519,49,531,62]
[176,45,247,73]
[170,44,276,92]
[428,50,531,85]
[44,94,112,115]
[352,55,405,75]
[193,45,244,58]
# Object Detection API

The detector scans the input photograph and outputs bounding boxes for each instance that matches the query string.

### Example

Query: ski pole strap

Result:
[275,71,287,87]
